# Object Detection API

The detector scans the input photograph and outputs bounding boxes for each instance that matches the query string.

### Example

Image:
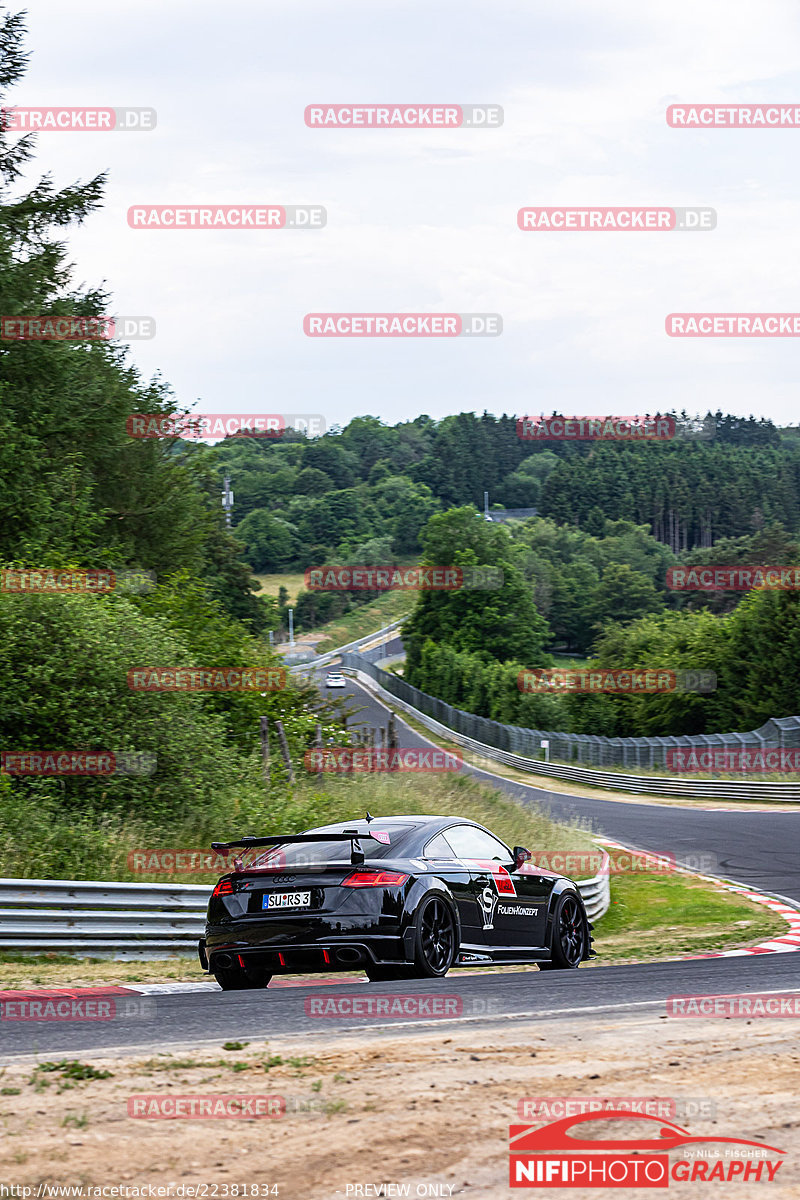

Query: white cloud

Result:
[11,0,800,425]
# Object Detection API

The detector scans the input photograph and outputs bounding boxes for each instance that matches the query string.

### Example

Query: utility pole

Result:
[288,607,295,648]
[484,490,490,519]
[222,476,234,527]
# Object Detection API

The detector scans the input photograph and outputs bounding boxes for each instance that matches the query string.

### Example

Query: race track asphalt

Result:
[3,954,799,1060]
[2,669,797,1061]
[336,673,800,905]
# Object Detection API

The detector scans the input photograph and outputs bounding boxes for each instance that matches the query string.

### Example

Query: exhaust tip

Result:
[336,947,362,964]
[214,952,233,969]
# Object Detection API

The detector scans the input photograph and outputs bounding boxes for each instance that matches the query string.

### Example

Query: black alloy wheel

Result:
[412,895,456,977]
[539,891,586,970]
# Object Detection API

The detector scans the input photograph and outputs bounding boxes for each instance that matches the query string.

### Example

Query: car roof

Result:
[307,816,505,849]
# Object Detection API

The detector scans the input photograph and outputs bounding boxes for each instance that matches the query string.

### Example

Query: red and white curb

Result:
[599,837,800,958]
[0,976,365,1007]
[1,846,796,1008]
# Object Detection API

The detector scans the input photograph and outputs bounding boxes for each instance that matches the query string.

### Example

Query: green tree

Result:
[234,509,299,573]
[590,562,662,630]
[0,9,252,614]
[404,508,552,668]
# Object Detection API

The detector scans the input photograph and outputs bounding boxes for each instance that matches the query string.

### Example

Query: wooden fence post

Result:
[259,716,270,782]
[274,719,295,785]
[388,715,398,771]
[314,722,324,785]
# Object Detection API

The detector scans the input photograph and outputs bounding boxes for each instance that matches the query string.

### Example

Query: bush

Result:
[0,590,262,822]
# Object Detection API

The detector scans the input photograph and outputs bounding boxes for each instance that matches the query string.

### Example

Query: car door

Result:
[442,824,551,953]
[421,831,487,952]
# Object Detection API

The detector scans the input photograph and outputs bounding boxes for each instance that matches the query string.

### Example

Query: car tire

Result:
[539,891,586,970]
[213,964,272,990]
[410,894,457,978]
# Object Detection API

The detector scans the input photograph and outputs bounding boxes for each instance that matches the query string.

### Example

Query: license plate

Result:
[262,891,311,910]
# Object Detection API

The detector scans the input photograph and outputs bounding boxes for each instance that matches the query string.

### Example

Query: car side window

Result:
[443,825,511,862]
[423,833,457,860]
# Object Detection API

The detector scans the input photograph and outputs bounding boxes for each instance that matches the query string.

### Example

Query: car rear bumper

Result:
[205,912,413,972]
[205,932,409,974]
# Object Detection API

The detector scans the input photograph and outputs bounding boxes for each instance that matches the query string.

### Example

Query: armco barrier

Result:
[0,856,609,956]
[341,656,800,802]
[287,619,406,674]
[0,878,209,957]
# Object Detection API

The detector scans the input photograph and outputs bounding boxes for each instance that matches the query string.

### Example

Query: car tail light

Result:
[342,870,408,888]
[212,879,234,897]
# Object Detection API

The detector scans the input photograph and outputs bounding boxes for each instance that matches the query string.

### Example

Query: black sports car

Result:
[199,815,594,989]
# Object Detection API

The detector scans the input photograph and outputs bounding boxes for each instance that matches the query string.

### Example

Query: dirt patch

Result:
[0,1013,797,1197]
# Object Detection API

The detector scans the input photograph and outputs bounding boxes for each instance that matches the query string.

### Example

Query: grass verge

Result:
[313,592,412,654]
[591,871,786,963]
[250,572,307,604]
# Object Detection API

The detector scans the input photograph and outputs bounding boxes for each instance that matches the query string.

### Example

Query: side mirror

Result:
[513,846,532,870]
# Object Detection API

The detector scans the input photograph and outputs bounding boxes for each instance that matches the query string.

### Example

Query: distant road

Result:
[322,670,800,905]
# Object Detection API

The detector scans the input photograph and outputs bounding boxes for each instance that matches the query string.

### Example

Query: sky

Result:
[10,0,800,431]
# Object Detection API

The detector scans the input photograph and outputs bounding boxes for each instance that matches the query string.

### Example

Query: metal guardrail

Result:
[342,658,800,802]
[0,852,610,956]
[287,620,406,674]
[339,647,800,774]
[577,863,610,924]
[0,878,209,957]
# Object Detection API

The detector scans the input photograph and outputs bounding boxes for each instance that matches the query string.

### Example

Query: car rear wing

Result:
[210,829,383,865]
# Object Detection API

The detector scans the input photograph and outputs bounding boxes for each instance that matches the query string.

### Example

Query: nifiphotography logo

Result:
[508,1111,785,1187]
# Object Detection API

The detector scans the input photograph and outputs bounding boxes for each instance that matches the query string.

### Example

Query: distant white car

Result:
[325,672,347,689]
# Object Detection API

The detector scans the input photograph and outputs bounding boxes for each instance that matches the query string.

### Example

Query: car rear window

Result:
[249,824,416,868]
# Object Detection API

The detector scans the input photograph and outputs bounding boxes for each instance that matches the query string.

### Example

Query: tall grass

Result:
[0,769,595,884]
